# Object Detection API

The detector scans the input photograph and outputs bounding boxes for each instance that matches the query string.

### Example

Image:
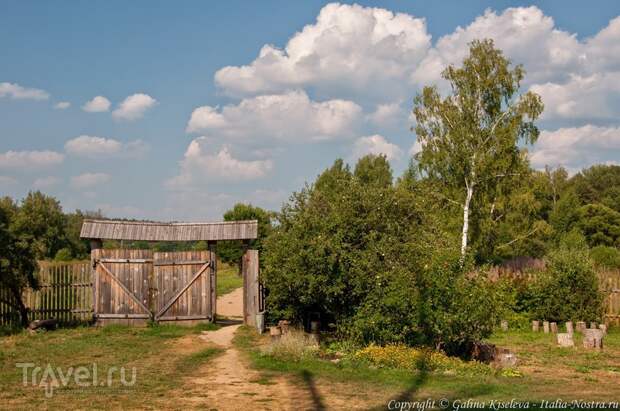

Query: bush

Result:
[590,245,620,269]
[262,330,319,361]
[527,232,604,323]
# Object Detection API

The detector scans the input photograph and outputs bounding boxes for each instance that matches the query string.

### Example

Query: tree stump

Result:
[565,321,574,335]
[599,324,607,335]
[557,333,574,347]
[582,328,604,349]
[590,322,598,330]
[278,320,290,335]
[576,321,587,333]
[500,320,508,331]
[543,321,550,333]
[269,326,282,341]
[532,320,540,332]
[550,322,558,333]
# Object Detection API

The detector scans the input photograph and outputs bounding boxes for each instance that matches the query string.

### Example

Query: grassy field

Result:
[0,323,221,409]
[234,326,620,405]
[216,263,243,296]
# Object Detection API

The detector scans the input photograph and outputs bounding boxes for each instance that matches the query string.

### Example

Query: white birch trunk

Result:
[460,185,474,260]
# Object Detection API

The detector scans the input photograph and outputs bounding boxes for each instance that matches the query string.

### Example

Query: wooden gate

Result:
[92,249,214,326]
[242,249,262,328]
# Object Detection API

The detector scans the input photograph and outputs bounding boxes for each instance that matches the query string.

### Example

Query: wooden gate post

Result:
[208,241,217,322]
[89,239,102,321]
[242,249,259,328]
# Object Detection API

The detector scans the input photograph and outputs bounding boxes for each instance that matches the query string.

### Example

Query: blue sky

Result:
[1,1,620,220]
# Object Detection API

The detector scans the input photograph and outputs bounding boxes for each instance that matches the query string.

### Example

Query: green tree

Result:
[412,39,543,260]
[0,198,38,327]
[218,203,273,266]
[12,191,67,259]
[577,203,620,247]
[353,154,393,188]
[570,164,620,213]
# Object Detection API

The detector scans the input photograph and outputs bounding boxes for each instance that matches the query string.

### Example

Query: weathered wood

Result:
[557,333,574,347]
[97,260,151,316]
[566,321,574,335]
[550,322,558,333]
[583,328,604,349]
[154,261,210,320]
[532,320,539,332]
[80,219,258,241]
[243,250,260,328]
[576,321,587,333]
[543,321,550,333]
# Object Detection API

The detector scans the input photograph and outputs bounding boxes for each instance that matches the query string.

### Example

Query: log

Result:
[582,328,604,349]
[557,333,574,347]
[543,321,550,333]
[550,322,558,333]
[576,321,587,333]
[532,320,540,332]
[565,321,574,335]
[500,320,508,331]
[28,318,58,331]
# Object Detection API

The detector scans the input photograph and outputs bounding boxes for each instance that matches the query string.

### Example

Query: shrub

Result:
[262,330,319,361]
[354,344,490,376]
[590,245,620,269]
[527,232,604,322]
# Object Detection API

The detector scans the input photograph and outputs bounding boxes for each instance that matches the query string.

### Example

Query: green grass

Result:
[217,263,243,296]
[233,325,620,403]
[0,323,221,409]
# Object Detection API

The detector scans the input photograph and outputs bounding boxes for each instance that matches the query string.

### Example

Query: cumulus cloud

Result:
[54,101,71,110]
[214,3,430,100]
[186,90,362,141]
[112,93,157,120]
[0,150,64,170]
[167,138,273,188]
[64,135,148,158]
[530,125,620,171]
[70,172,111,189]
[0,82,49,100]
[366,102,407,129]
[82,96,111,112]
[33,176,61,189]
[351,135,402,161]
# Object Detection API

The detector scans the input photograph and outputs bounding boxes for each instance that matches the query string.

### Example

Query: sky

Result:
[1,1,620,221]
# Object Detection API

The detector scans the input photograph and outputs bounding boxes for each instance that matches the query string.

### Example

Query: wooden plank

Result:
[154,261,210,320]
[97,261,151,316]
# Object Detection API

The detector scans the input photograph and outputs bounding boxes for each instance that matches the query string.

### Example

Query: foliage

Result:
[262,156,434,346]
[570,164,620,213]
[412,38,543,259]
[353,344,491,376]
[218,203,273,266]
[577,203,620,247]
[526,232,604,322]
[590,246,620,269]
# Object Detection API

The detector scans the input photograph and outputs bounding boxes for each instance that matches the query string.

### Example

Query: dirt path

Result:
[216,287,244,319]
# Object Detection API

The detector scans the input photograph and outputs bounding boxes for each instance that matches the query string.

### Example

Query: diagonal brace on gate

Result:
[97,261,152,316]
[154,261,211,321]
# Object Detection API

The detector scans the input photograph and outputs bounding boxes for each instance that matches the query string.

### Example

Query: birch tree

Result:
[412,39,543,260]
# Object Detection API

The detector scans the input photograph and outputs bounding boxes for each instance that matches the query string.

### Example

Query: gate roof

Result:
[80,219,258,242]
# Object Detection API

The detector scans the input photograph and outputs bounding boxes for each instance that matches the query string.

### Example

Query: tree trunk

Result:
[460,185,474,260]
[9,284,29,328]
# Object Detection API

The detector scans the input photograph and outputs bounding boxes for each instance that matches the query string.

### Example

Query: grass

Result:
[217,263,243,296]
[233,325,620,404]
[0,323,221,409]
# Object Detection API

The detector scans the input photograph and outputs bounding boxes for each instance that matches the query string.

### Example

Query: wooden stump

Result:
[550,322,558,333]
[500,320,508,331]
[269,326,281,341]
[532,320,540,332]
[590,322,598,330]
[557,333,574,347]
[278,320,290,335]
[583,328,604,349]
[565,321,574,335]
[543,321,550,333]
[576,321,587,333]
[599,324,607,335]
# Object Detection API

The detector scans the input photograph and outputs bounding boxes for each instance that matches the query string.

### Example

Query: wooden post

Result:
[557,333,574,347]
[599,324,607,335]
[583,328,604,349]
[543,321,550,333]
[89,239,102,322]
[566,321,574,335]
[532,320,539,332]
[576,321,587,333]
[208,241,217,322]
[550,322,558,333]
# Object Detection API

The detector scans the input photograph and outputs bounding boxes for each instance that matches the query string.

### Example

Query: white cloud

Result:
[186,90,362,141]
[0,150,64,170]
[167,138,273,188]
[0,82,49,100]
[366,102,407,129]
[54,101,71,110]
[214,3,430,100]
[33,176,61,189]
[0,176,18,186]
[530,125,620,171]
[82,96,111,112]
[351,135,402,161]
[70,172,111,189]
[112,93,157,120]
[64,135,148,158]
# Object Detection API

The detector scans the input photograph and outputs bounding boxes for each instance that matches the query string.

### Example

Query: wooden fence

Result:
[0,261,92,327]
[599,270,620,326]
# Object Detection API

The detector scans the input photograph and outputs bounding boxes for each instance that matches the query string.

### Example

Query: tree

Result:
[0,198,38,327]
[412,39,543,260]
[353,154,393,188]
[218,203,273,266]
[570,165,620,213]
[577,203,620,247]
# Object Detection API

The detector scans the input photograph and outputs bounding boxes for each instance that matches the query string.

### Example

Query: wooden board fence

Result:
[0,261,92,327]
